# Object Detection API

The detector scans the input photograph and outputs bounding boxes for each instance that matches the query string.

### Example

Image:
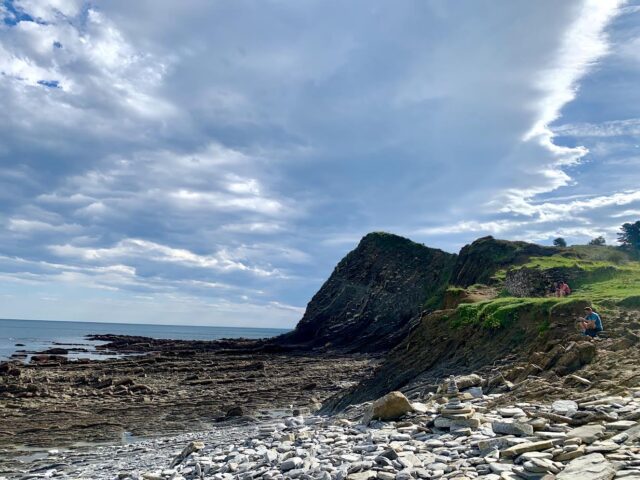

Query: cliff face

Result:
[451,236,557,287]
[322,298,593,411]
[278,232,456,352]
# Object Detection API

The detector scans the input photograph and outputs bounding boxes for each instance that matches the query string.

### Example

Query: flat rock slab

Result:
[516,451,553,463]
[585,441,619,453]
[498,407,526,417]
[605,420,637,430]
[347,471,377,480]
[556,453,615,480]
[552,400,578,416]
[623,423,640,444]
[615,471,640,479]
[493,420,534,437]
[501,440,554,459]
[567,424,605,444]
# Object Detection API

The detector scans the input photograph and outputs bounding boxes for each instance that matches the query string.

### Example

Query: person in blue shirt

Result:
[579,307,603,337]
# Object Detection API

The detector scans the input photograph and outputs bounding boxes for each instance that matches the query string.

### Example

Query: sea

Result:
[0,318,290,361]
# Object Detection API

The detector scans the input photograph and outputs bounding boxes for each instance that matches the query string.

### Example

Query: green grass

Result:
[565,245,630,264]
[450,248,640,331]
[574,268,640,304]
[451,297,561,329]
[446,286,465,294]
[516,255,616,271]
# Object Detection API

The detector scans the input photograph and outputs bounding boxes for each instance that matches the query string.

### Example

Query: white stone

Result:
[552,400,579,417]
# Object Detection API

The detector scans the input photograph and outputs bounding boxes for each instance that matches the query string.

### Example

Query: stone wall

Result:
[504,266,586,298]
[504,268,550,297]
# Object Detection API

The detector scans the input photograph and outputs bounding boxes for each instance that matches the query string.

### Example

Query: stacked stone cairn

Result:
[434,376,480,431]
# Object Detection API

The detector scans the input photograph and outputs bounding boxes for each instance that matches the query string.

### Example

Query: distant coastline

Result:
[0,318,290,361]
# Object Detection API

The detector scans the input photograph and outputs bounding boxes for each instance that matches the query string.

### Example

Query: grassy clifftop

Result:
[450,245,640,329]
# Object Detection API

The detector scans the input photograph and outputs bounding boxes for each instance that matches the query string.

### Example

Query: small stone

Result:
[346,471,376,480]
[553,445,585,462]
[489,462,514,473]
[376,472,395,480]
[552,400,579,417]
[498,407,525,418]
[170,441,204,468]
[281,457,304,471]
[516,452,553,464]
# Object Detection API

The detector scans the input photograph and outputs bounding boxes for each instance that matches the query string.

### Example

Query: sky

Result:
[1,0,639,327]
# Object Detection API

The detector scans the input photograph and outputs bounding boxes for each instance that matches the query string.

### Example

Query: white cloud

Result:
[554,118,640,137]
[1,0,637,326]
[7,218,81,234]
[15,0,82,21]
[504,190,640,218]
[220,222,284,234]
[49,238,283,277]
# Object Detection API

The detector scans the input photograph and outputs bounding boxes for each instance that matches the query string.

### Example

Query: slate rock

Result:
[492,420,534,437]
[556,453,615,480]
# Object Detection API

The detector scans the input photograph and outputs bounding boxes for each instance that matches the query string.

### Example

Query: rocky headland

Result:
[2,232,640,479]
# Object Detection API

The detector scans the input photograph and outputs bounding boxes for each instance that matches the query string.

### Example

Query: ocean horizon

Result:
[0,318,291,361]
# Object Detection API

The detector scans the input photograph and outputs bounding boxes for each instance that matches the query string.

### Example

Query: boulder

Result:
[556,453,615,480]
[362,391,414,423]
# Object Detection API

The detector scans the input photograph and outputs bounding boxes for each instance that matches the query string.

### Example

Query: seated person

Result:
[578,307,603,337]
[555,281,571,297]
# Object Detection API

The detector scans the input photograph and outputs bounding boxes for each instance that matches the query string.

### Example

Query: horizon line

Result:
[0,317,291,330]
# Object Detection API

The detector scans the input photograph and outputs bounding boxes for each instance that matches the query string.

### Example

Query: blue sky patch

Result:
[37,79,60,88]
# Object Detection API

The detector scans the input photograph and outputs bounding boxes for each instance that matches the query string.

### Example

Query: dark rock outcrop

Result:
[451,236,557,287]
[277,232,456,352]
[323,299,591,412]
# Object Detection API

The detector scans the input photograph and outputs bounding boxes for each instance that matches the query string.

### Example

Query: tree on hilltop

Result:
[618,220,640,254]
[588,236,606,246]
[553,237,567,247]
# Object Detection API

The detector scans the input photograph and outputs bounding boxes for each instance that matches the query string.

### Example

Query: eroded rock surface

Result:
[276,232,456,352]
[0,347,375,450]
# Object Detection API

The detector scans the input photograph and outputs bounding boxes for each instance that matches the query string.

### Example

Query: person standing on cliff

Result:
[579,307,603,337]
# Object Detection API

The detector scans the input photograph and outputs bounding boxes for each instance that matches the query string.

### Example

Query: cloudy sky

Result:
[1,0,639,327]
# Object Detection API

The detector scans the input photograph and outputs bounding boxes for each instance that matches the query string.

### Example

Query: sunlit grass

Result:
[452,248,640,330]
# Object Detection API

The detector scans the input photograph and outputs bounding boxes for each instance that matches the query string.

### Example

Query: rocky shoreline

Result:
[4,377,639,480]
[0,335,376,469]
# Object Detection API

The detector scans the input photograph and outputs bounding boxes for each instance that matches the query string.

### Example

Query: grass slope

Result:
[450,246,640,330]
